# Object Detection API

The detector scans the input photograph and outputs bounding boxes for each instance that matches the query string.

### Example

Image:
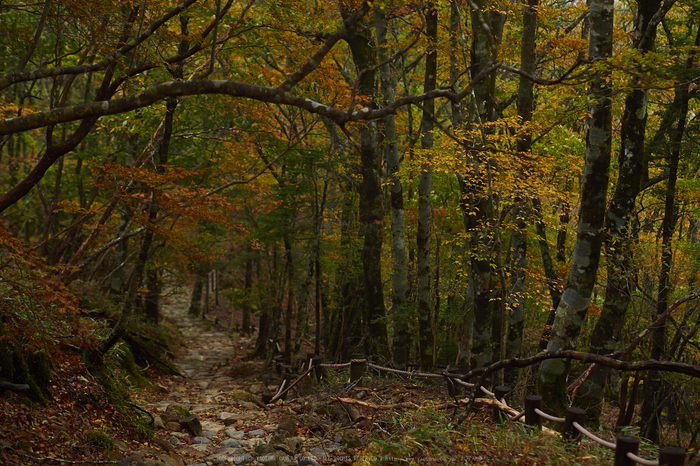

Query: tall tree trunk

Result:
[376,3,409,369]
[576,0,661,420]
[505,0,538,385]
[416,3,438,371]
[341,3,388,357]
[464,0,502,370]
[640,35,695,439]
[242,246,253,334]
[538,0,614,415]
[283,236,294,364]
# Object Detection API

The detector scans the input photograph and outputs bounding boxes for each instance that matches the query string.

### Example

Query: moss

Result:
[87,429,114,450]
[27,348,52,397]
[0,340,46,404]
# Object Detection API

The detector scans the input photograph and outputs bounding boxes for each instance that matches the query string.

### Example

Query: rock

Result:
[200,421,226,434]
[165,422,182,432]
[225,429,245,440]
[221,438,243,448]
[277,416,296,436]
[298,458,321,466]
[242,438,265,449]
[203,448,248,465]
[156,452,185,466]
[180,415,203,436]
[269,432,287,446]
[254,443,276,455]
[151,437,174,452]
[167,435,183,445]
[154,416,166,429]
[237,401,257,409]
[248,429,265,438]
[190,444,213,453]
[120,457,144,466]
[249,383,266,394]
[192,437,210,444]
[233,453,255,465]
[200,430,217,438]
[165,404,191,423]
[342,431,363,449]
[119,458,169,466]
[231,390,254,402]
[218,412,257,425]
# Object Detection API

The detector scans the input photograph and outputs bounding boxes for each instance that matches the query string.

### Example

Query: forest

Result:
[1,0,700,456]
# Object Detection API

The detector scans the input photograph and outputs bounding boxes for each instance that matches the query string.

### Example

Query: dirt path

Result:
[127,290,342,466]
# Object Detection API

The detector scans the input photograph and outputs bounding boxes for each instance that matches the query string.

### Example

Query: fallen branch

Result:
[0,381,30,393]
[462,350,700,384]
[335,397,422,411]
[567,292,700,393]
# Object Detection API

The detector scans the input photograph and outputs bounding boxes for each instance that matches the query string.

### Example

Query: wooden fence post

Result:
[614,436,639,466]
[659,446,686,466]
[493,385,511,424]
[564,407,586,442]
[312,354,324,382]
[446,365,460,398]
[350,357,366,383]
[524,395,542,429]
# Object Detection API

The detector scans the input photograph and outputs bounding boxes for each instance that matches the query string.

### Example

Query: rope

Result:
[510,411,525,422]
[480,386,495,397]
[572,422,616,449]
[455,379,475,388]
[534,408,565,423]
[319,362,351,369]
[626,452,659,466]
[367,363,414,377]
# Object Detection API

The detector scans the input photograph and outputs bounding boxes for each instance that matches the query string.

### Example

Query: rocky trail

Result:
[124,291,372,466]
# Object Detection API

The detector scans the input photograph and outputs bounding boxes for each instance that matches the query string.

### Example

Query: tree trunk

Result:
[576,0,661,421]
[375,3,408,369]
[538,0,614,415]
[342,3,388,357]
[505,0,538,385]
[640,44,694,440]
[416,3,438,371]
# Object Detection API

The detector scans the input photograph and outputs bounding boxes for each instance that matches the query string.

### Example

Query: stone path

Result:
[125,290,343,466]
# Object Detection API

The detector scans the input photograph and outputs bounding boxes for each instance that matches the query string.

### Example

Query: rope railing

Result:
[263,354,688,466]
[572,421,616,449]
[626,452,659,466]
[534,407,565,423]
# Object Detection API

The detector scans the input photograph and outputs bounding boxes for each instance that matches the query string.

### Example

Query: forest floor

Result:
[0,289,661,466]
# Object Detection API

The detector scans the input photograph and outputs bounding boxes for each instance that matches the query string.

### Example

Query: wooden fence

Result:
[261,355,689,466]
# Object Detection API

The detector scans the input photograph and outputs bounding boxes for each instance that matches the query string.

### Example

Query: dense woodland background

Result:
[1,0,700,446]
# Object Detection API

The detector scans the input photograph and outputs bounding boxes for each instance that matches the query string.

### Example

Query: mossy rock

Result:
[87,429,114,450]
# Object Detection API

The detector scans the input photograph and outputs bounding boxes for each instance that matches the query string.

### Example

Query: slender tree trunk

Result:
[505,0,538,385]
[189,276,203,316]
[538,0,614,415]
[242,246,253,334]
[376,3,408,369]
[641,49,694,441]
[533,198,563,351]
[464,0,502,370]
[283,236,294,364]
[342,4,388,357]
[576,0,661,420]
[416,3,438,371]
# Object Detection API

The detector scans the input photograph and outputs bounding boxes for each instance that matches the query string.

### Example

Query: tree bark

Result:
[341,3,388,357]
[506,0,538,385]
[416,3,438,371]
[538,0,614,415]
[375,3,409,369]
[576,0,661,421]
